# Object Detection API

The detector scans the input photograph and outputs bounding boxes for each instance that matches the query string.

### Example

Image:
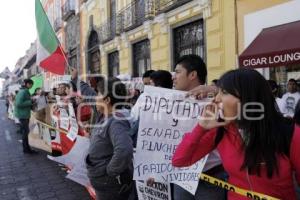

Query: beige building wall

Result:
[79,0,241,83]
[80,0,102,78]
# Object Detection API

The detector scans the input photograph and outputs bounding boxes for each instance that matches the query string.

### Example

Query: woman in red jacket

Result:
[172,69,300,200]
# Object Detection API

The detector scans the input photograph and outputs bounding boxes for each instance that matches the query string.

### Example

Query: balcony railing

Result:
[62,0,75,21]
[117,0,154,33]
[154,0,192,13]
[99,18,117,44]
[54,18,63,32]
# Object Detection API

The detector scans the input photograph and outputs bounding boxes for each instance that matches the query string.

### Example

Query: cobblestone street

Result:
[0,101,91,200]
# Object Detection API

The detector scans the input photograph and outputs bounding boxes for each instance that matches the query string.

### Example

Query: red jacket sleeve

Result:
[172,124,217,167]
[291,125,300,184]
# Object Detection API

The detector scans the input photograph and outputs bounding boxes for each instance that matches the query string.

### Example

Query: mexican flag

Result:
[35,0,66,75]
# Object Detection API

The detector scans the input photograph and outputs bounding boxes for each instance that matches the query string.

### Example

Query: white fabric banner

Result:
[47,135,89,169]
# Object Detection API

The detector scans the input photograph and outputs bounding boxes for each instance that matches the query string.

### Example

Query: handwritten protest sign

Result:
[59,108,69,130]
[136,181,171,200]
[134,86,208,194]
[51,114,62,152]
[67,103,78,141]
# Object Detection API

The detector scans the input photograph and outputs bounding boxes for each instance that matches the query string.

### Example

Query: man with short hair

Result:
[279,79,300,117]
[173,54,225,200]
[14,79,37,154]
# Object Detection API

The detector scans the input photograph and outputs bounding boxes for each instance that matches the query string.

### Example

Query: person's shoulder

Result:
[111,113,130,128]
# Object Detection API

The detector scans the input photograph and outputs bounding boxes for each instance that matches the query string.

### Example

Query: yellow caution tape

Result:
[199,173,280,200]
[35,119,68,135]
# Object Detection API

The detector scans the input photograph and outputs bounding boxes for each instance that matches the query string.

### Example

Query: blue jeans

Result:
[173,171,227,200]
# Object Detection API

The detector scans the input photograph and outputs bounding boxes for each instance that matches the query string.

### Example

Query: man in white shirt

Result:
[279,79,300,118]
[172,55,225,200]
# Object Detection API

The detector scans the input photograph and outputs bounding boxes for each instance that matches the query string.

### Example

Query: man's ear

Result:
[104,96,111,104]
[188,71,198,81]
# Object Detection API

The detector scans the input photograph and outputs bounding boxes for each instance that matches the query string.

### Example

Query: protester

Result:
[142,70,155,86]
[149,70,173,89]
[278,79,300,118]
[14,79,37,154]
[85,77,133,200]
[172,54,225,200]
[71,68,100,127]
[5,95,9,112]
[172,69,300,200]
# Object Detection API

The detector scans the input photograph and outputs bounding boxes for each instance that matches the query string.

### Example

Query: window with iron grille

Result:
[173,19,204,69]
[132,39,151,77]
[87,30,101,74]
[108,51,119,77]
[68,48,77,70]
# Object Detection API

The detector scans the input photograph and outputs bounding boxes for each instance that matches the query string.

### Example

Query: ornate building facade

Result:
[79,0,238,82]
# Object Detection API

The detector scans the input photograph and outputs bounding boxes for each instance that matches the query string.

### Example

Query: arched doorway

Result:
[87,30,101,74]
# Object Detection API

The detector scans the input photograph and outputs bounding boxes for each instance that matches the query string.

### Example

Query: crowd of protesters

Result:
[5,54,300,200]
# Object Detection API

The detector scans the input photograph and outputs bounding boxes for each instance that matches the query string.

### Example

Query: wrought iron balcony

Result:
[154,0,192,13]
[54,18,63,32]
[99,18,117,44]
[62,0,75,21]
[117,0,154,33]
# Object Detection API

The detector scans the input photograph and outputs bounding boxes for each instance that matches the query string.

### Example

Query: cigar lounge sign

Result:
[239,51,300,68]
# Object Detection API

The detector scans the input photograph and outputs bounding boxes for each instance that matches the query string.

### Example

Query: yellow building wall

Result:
[237,0,290,54]
[80,0,102,78]
[114,0,215,78]
[204,0,236,82]
[80,0,239,83]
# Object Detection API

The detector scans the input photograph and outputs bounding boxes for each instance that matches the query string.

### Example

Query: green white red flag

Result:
[35,0,66,75]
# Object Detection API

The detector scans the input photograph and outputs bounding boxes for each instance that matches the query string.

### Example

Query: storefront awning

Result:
[239,21,300,68]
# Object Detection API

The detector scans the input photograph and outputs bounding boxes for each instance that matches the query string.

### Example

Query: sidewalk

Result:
[0,100,90,200]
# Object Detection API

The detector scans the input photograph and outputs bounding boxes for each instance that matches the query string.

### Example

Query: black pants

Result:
[19,119,31,152]
[90,178,132,200]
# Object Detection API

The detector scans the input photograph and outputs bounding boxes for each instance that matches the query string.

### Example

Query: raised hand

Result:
[199,103,228,130]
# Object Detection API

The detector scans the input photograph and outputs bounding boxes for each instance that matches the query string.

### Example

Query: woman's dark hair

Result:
[294,100,300,125]
[150,70,173,89]
[96,77,127,109]
[216,69,294,178]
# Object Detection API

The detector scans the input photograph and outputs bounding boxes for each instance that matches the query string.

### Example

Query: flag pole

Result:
[36,0,71,74]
